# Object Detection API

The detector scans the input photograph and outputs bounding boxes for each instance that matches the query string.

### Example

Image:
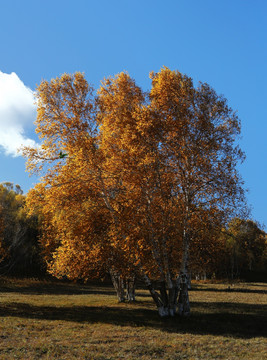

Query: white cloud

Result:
[0,71,38,157]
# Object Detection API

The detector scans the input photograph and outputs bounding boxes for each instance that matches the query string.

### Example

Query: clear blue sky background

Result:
[0,0,266,226]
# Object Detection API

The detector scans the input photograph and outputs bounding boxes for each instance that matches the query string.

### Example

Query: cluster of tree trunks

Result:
[110,270,136,302]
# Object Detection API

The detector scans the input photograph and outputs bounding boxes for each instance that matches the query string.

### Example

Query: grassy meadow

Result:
[0,277,266,359]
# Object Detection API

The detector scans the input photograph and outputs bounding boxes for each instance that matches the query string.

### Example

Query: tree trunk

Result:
[188,271,192,289]
[142,273,163,311]
[178,272,190,316]
[110,270,125,302]
[178,225,191,316]
[168,282,179,316]
[125,275,136,302]
[159,281,170,317]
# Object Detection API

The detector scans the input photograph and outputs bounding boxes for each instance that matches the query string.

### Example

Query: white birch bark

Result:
[125,276,136,302]
[142,273,179,317]
[110,269,125,302]
[178,208,191,316]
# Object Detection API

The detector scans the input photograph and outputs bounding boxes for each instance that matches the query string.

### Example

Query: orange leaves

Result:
[23,72,97,180]
[22,68,246,285]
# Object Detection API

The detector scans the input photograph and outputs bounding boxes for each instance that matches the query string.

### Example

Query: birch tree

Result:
[148,68,246,314]
[23,69,246,317]
[23,73,136,301]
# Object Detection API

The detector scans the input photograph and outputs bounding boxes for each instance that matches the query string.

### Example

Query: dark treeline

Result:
[0,182,44,277]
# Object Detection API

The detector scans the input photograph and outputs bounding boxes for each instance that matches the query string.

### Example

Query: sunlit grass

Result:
[0,277,266,359]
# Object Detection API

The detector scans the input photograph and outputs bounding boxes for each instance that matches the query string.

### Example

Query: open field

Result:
[0,278,266,359]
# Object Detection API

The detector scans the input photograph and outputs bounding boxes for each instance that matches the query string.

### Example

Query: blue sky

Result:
[0,0,266,226]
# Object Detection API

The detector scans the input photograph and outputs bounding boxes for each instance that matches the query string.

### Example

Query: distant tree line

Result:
[0,182,44,277]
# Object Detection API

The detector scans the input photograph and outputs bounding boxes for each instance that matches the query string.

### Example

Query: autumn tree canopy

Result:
[23,68,246,316]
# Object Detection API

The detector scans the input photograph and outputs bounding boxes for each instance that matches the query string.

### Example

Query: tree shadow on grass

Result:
[0,282,152,299]
[0,283,117,296]
[0,300,266,339]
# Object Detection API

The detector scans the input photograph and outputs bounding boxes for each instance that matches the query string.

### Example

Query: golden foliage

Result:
[23,68,246,284]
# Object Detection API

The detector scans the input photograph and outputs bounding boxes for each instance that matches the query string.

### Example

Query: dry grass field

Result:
[0,277,266,359]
